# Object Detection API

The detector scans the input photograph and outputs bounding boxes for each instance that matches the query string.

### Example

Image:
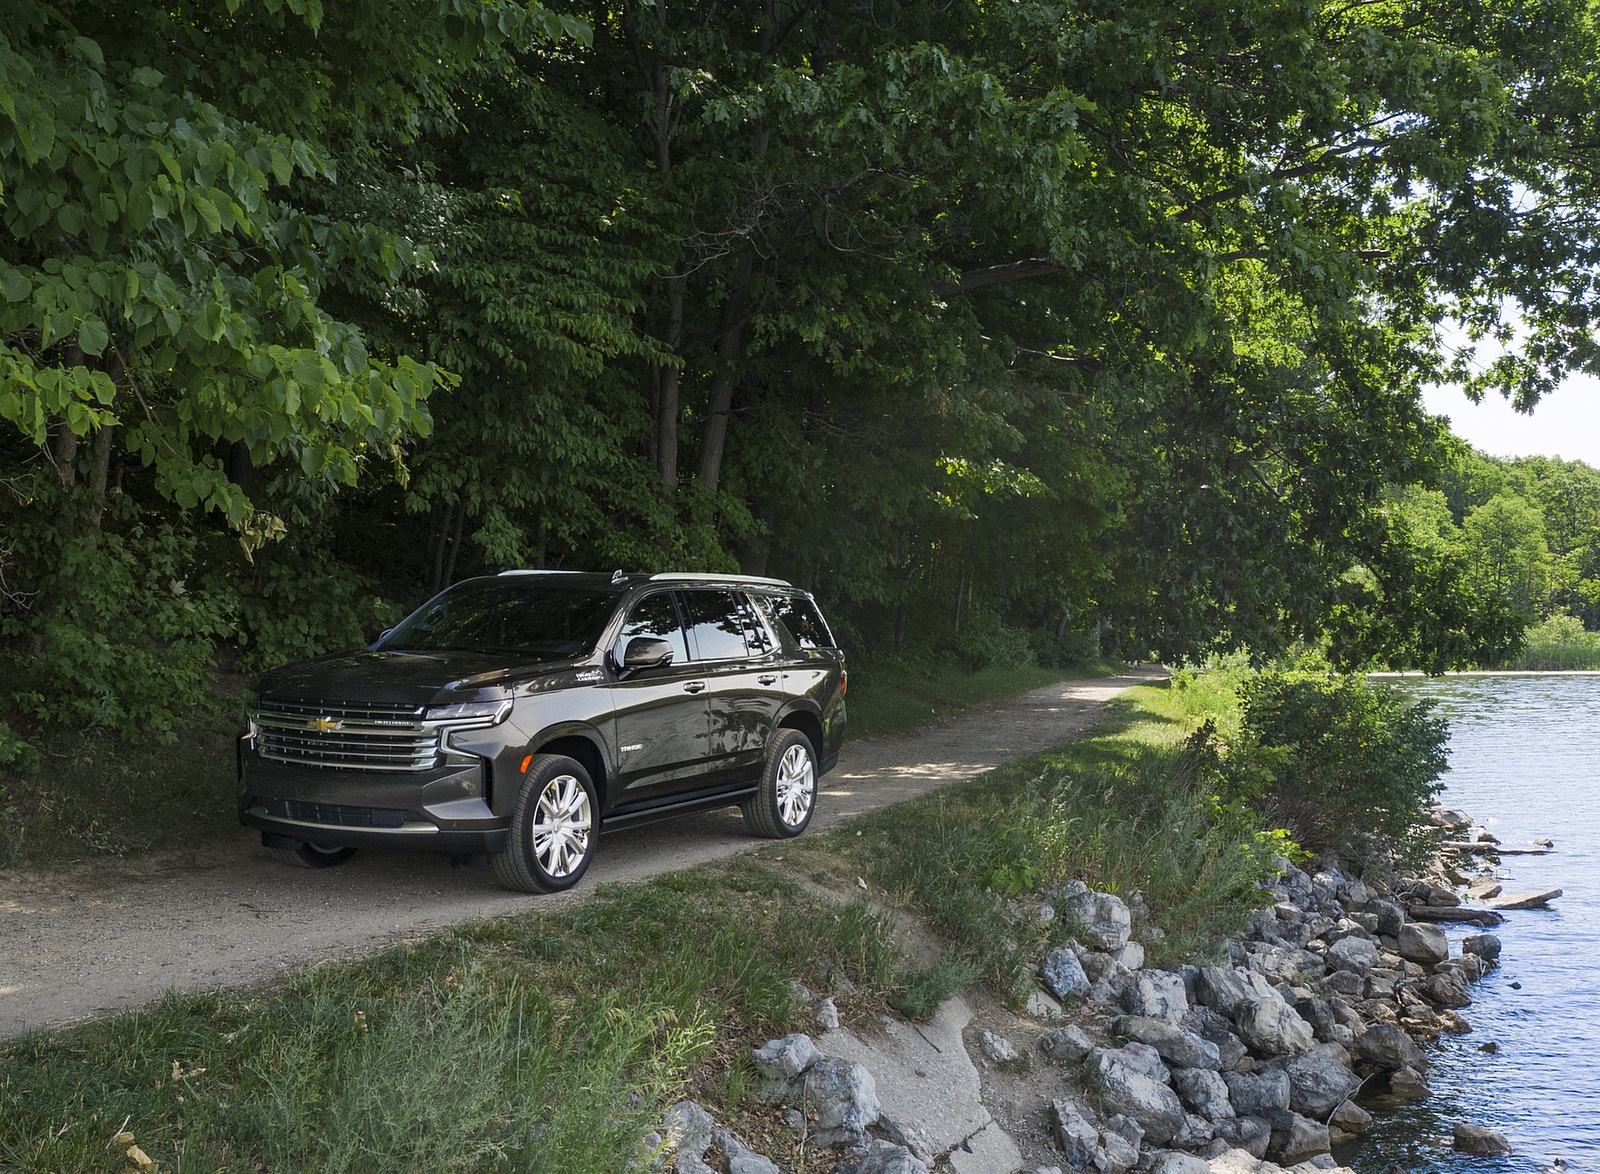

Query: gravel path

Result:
[0,666,1165,1038]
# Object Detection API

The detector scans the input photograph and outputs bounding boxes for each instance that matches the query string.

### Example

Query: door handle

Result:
[683,680,706,694]
[757,675,779,686]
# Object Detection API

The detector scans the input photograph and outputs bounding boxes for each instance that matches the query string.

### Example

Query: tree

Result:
[1463,494,1551,617]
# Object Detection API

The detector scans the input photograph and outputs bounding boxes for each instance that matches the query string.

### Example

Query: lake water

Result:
[1346,673,1600,1172]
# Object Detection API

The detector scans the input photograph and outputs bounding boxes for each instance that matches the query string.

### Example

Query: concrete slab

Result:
[821,997,1023,1174]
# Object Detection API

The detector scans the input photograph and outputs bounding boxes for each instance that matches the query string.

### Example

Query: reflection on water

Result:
[1348,674,1600,1172]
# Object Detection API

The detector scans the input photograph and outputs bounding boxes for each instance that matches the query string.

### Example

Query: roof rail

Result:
[496,569,585,576]
[648,572,793,587]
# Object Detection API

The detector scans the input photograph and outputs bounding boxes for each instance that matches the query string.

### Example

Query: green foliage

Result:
[1231,670,1450,864]
[230,546,406,673]
[0,507,233,742]
[1501,612,1600,670]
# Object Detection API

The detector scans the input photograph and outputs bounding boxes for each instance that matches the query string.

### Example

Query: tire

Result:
[742,729,818,839]
[491,754,598,894]
[270,842,356,869]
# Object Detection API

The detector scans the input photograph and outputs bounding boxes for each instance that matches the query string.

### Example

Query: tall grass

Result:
[806,672,1279,1002]
[1500,614,1600,670]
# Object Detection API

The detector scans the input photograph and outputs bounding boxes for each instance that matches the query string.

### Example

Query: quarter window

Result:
[769,595,835,650]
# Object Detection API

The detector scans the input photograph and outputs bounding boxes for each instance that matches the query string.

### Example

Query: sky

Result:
[1421,371,1600,468]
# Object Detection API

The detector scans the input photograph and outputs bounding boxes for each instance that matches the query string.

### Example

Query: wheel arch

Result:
[776,705,824,761]
[530,732,610,806]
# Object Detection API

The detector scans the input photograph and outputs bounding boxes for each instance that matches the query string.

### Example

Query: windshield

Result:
[378,579,618,659]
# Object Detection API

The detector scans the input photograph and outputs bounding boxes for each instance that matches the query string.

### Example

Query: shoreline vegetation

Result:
[0,659,1482,1172]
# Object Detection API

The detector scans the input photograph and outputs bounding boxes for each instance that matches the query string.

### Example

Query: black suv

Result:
[238,572,846,892]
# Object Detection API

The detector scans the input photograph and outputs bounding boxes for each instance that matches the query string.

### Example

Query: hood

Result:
[253,648,582,707]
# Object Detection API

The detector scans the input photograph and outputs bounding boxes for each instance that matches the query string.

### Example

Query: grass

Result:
[845,659,1122,739]
[1495,614,1600,670]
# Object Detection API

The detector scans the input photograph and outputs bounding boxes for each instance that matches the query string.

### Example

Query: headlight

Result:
[424,699,513,726]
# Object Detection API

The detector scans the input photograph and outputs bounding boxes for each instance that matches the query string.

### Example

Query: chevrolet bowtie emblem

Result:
[309,716,343,733]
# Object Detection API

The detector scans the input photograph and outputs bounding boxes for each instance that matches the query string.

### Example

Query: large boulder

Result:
[853,1139,929,1174]
[752,1034,821,1081]
[1041,947,1092,1001]
[1171,1068,1235,1123]
[1195,967,1278,1017]
[1212,1115,1273,1160]
[1264,1107,1331,1164]
[1353,1024,1429,1073]
[1453,1123,1513,1155]
[1326,935,1380,974]
[1233,991,1316,1056]
[1286,1044,1360,1118]
[1124,970,1190,1024]
[1116,1016,1222,1070]
[801,1057,881,1148]
[1061,884,1134,951]
[1225,1069,1291,1116]
[1089,1046,1187,1145]
[1397,923,1449,966]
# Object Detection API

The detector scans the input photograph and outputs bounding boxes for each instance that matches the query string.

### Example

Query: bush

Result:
[0,517,235,743]
[227,544,408,674]
[1231,670,1449,864]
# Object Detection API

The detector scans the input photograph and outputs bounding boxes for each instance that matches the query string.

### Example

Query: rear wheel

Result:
[491,754,598,893]
[270,842,356,869]
[742,729,817,838]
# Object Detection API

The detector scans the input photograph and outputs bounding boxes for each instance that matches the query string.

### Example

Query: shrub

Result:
[1231,670,1449,864]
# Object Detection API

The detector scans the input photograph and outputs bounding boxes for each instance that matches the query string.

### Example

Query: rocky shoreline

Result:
[649,805,1543,1174]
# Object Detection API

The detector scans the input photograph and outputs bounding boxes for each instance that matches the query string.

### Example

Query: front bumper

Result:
[238,750,510,855]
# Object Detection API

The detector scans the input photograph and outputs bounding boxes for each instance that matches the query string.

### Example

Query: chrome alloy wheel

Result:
[532,772,593,879]
[775,742,816,829]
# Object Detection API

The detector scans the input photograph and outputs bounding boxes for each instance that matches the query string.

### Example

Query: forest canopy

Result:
[6,0,1600,741]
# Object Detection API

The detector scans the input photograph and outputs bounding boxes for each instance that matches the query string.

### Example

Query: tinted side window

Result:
[617,592,690,665]
[682,590,755,662]
[770,595,835,650]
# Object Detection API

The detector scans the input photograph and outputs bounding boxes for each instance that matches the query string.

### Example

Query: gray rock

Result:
[876,1117,938,1165]
[1040,1024,1096,1063]
[1234,991,1316,1056]
[1452,1122,1513,1155]
[812,998,841,1031]
[979,1029,1019,1064]
[802,1056,881,1148]
[1388,1065,1431,1099]
[1041,947,1092,1001]
[1213,1115,1273,1159]
[1462,933,1502,962]
[1265,1108,1331,1165]
[1367,898,1405,937]
[1195,966,1279,1017]
[1353,1024,1429,1073]
[1174,1112,1215,1147]
[853,1139,930,1174]
[1330,1100,1373,1133]
[714,1129,783,1174]
[1325,936,1380,974]
[1113,942,1147,971]
[1422,971,1471,1008]
[1063,886,1134,951]
[1182,1006,1251,1071]
[1125,970,1190,1024]
[662,1100,715,1165]
[1226,1068,1291,1115]
[1397,923,1449,965]
[1172,1067,1234,1122]
[1286,1044,1359,1118]
[1089,1046,1186,1145]
[1049,1098,1100,1167]
[753,1034,821,1081]
[1116,1015,1221,1070]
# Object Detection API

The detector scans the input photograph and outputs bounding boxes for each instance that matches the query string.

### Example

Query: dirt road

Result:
[0,666,1164,1038]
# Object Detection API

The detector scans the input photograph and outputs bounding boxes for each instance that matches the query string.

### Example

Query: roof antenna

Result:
[611,569,625,583]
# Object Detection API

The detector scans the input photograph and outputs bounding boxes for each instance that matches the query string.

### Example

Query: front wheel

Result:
[491,754,598,894]
[742,729,818,839]
[270,842,356,869]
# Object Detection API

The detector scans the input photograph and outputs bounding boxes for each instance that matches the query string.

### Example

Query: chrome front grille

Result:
[253,698,437,772]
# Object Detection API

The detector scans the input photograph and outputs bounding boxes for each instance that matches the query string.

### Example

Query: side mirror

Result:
[621,636,674,671]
